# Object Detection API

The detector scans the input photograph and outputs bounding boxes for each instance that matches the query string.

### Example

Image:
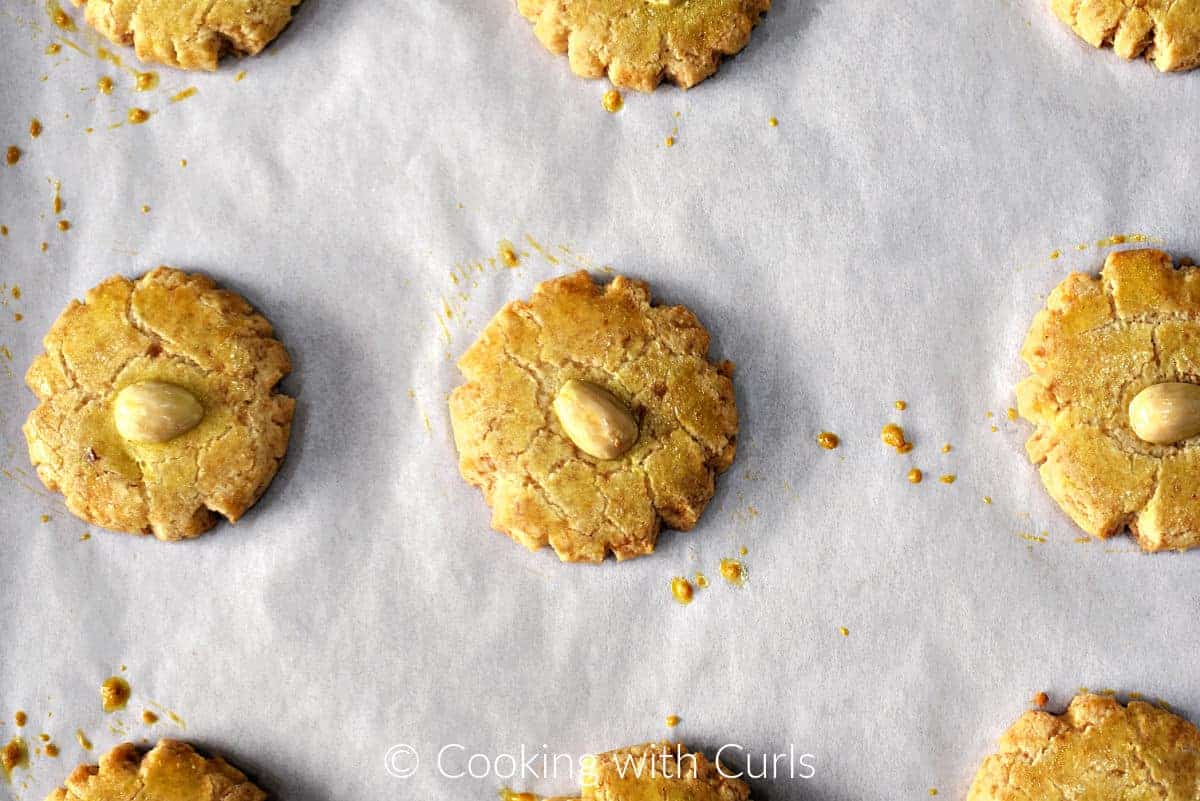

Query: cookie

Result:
[46,739,266,801]
[1016,249,1200,551]
[448,271,738,563]
[69,0,301,71]
[515,0,771,92]
[1051,0,1200,72]
[968,693,1200,800]
[581,742,751,801]
[23,267,294,541]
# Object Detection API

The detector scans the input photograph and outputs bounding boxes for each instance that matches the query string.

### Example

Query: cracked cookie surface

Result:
[23,267,294,541]
[1016,249,1200,551]
[516,0,770,91]
[1051,0,1200,72]
[46,739,267,801]
[449,271,738,563]
[69,0,301,71]
[968,693,1200,800]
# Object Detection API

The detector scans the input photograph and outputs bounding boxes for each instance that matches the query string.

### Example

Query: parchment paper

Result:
[2,1,1200,799]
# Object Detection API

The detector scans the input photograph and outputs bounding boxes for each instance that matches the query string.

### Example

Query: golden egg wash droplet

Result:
[816,431,839,450]
[1,737,28,780]
[719,559,745,586]
[894,400,907,410]
[939,474,956,485]
[664,136,675,147]
[838,626,849,637]
[45,742,59,757]
[907,468,923,484]
[498,239,520,267]
[100,676,131,712]
[48,2,75,31]
[13,711,26,727]
[29,119,42,138]
[40,241,48,252]
[180,159,188,168]
[170,87,198,103]
[135,72,159,92]
[97,76,114,94]
[127,108,150,125]
[141,710,158,725]
[0,226,8,236]
[941,443,952,453]
[670,577,694,605]
[75,730,91,751]
[141,205,150,214]
[602,88,623,113]
[1006,407,1018,421]
[57,219,70,232]
[5,146,20,166]
[39,514,49,523]
[881,423,912,453]
[45,42,62,55]
[768,116,778,127]
[665,714,680,728]
[235,70,247,82]
[694,573,709,589]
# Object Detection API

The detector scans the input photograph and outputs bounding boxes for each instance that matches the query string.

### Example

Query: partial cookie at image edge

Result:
[516,0,771,91]
[967,693,1200,800]
[45,739,267,801]
[68,0,303,71]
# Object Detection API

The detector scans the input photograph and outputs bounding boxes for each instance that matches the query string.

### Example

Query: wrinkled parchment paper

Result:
[2,1,1200,799]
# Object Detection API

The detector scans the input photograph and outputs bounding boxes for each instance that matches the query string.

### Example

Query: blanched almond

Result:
[553,379,638,460]
[113,381,204,443]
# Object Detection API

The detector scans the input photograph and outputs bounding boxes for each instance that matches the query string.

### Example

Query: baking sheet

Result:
[2,0,1200,799]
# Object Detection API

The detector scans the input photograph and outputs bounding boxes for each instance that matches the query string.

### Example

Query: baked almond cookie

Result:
[580,742,751,800]
[1017,248,1200,551]
[69,0,301,71]
[1051,0,1200,72]
[23,267,294,541]
[46,739,266,801]
[516,0,771,91]
[449,271,738,563]
[968,693,1200,800]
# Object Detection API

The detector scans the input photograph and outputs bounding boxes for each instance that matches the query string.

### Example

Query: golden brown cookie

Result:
[69,0,301,71]
[516,0,771,92]
[581,742,751,801]
[968,693,1200,800]
[23,267,294,541]
[45,739,266,801]
[449,271,738,563]
[1016,249,1200,551]
[1051,0,1200,72]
